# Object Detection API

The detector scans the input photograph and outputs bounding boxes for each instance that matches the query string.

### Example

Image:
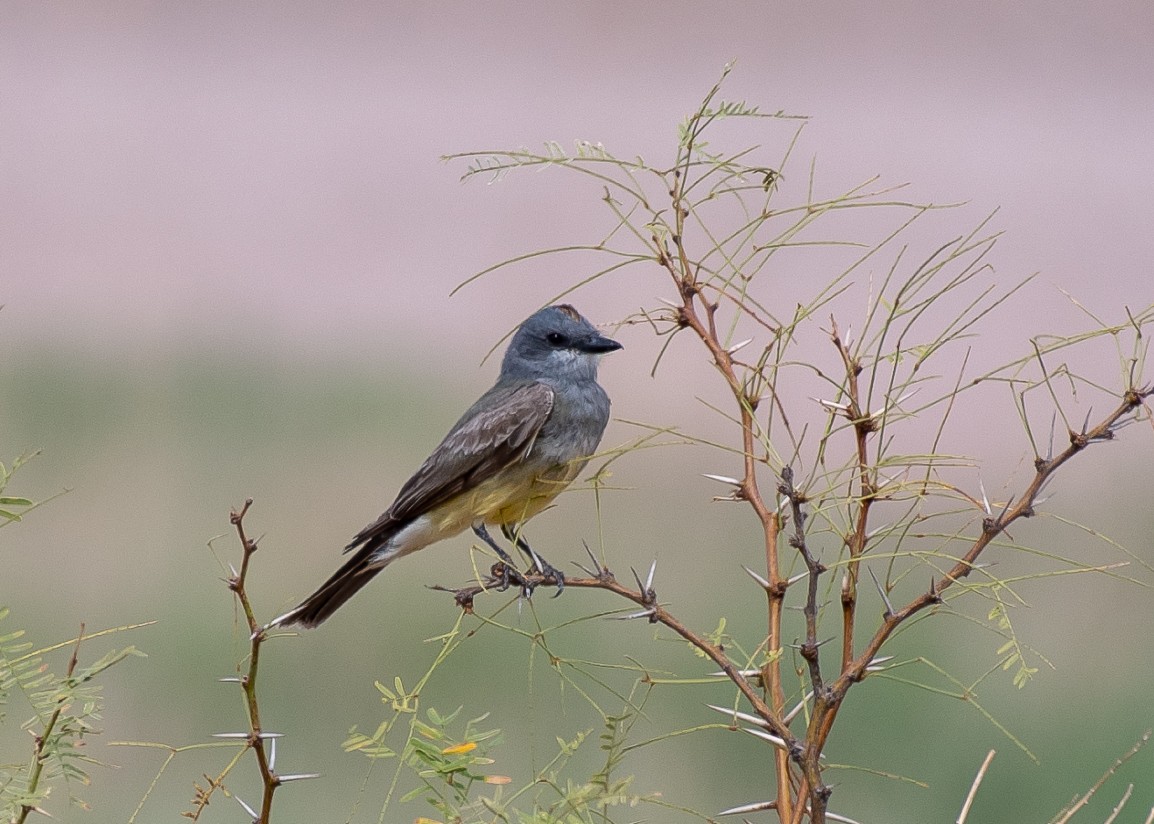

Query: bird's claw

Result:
[543,563,566,597]
[490,561,517,592]
[488,560,564,598]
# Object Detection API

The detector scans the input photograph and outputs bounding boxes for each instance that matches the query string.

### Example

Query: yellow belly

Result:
[430,461,582,533]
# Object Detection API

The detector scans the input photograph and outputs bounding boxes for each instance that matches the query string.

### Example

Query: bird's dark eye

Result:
[545,332,567,347]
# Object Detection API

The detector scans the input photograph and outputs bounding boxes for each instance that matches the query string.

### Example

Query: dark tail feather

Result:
[271,548,387,629]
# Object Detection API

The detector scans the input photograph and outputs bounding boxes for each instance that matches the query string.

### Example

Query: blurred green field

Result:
[3,348,1153,823]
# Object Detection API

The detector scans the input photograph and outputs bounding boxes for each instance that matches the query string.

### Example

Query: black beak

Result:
[580,333,623,354]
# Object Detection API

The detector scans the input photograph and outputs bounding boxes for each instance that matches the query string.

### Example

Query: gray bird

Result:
[272,304,622,628]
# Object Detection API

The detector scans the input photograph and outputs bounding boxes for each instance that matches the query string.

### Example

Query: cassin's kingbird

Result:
[272,304,621,628]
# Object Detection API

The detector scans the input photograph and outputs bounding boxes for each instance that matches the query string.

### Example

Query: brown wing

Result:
[346,381,555,550]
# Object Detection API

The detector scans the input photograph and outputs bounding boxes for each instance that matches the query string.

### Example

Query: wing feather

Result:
[346,381,554,550]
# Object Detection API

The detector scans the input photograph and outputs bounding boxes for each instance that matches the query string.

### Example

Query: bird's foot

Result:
[474,523,517,566]
[488,560,523,592]
[487,562,560,599]
[526,551,566,597]
[500,525,565,597]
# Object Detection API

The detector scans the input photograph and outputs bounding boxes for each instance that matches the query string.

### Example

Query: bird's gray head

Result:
[501,304,622,384]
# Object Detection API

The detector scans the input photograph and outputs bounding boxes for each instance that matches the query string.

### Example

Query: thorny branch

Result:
[178,501,318,822]
[830,318,874,672]
[778,467,824,696]
[656,97,1151,822]
[656,105,799,814]
[447,72,1154,824]
[446,385,1150,824]
[825,386,1152,707]
[226,499,282,823]
[440,559,790,746]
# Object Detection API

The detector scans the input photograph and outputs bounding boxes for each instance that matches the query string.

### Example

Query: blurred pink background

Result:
[3,1,1151,358]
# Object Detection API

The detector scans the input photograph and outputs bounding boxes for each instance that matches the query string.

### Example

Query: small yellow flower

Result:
[441,741,477,755]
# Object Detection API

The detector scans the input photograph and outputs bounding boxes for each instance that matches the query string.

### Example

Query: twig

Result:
[1103,784,1134,824]
[829,390,1154,725]
[829,316,875,671]
[439,563,793,747]
[778,466,824,696]
[1050,730,1152,824]
[645,126,796,818]
[227,498,282,824]
[956,749,995,824]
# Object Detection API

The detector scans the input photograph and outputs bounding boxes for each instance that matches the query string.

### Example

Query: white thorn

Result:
[211,732,250,739]
[979,478,991,515]
[871,389,920,421]
[645,560,657,590]
[813,397,850,412]
[708,668,761,678]
[718,800,777,816]
[783,691,814,724]
[726,337,753,355]
[278,772,322,782]
[702,473,742,487]
[612,609,656,620]
[742,565,771,589]
[234,794,258,818]
[706,703,771,729]
[218,677,243,683]
[865,523,889,540]
[744,727,826,760]
[741,726,789,751]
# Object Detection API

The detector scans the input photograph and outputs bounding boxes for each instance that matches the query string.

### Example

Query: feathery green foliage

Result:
[0,615,145,821]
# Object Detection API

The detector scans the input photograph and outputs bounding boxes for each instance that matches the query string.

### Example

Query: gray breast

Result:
[535,381,611,464]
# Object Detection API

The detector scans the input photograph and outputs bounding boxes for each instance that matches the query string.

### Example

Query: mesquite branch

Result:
[447,385,1150,824]
[779,467,824,696]
[184,502,318,822]
[656,121,800,816]
[227,500,281,823]
[830,318,874,671]
[831,386,1152,701]
[447,78,1154,822]
[441,558,793,745]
